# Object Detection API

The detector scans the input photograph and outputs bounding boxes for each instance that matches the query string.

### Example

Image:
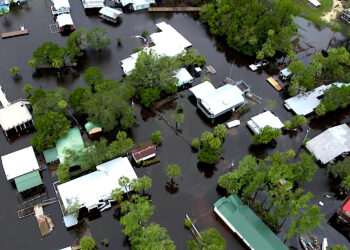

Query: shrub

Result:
[191,138,200,150]
[116,37,122,45]
[201,77,211,83]
[252,126,281,144]
[141,30,149,38]
[151,130,162,145]
[80,236,96,250]
[133,47,142,53]
[178,103,184,112]
[184,218,192,228]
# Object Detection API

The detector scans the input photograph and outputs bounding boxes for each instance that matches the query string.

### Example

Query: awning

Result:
[15,170,42,193]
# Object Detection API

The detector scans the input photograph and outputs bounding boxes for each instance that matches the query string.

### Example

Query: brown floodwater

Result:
[0,1,349,249]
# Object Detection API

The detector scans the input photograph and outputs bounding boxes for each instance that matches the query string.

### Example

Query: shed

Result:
[14,170,43,193]
[306,124,350,164]
[84,122,102,136]
[132,143,156,162]
[99,7,122,23]
[1,146,40,180]
[247,111,284,134]
[284,85,331,116]
[175,68,193,87]
[279,68,292,80]
[308,0,321,8]
[190,81,246,119]
[57,157,137,214]
[56,128,84,162]
[214,194,288,250]
[56,13,75,32]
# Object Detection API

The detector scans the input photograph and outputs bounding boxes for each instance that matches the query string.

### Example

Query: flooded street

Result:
[0,0,349,249]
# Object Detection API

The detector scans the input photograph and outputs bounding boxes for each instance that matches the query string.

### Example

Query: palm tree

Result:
[58,100,80,127]
[22,83,33,96]
[166,164,181,184]
[326,23,341,51]
[0,8,9,23]
[9,66,19,77]
[171,113,184,130]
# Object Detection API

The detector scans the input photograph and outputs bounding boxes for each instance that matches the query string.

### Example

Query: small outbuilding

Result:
[81,0,104,9]
[84,122,102,138]
[116,0,155,11]
[308,0,321,8]
[175,68,193,87]
[338,195,350,223]
[306,124,350,164]
[189,81,247,119]
[56,13,75,33]
[99,6,122,23]
[279,68,292,81]
[131,143,156,163]
[51,0,70,17]
[247,111,284,134]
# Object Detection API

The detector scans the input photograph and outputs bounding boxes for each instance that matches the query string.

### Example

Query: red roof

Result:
[343,196,350,214]
[131,143,156,161]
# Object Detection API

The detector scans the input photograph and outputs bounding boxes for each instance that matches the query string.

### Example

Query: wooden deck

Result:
[206,65,216,75]
[266,77,282,91]
[148,7,201,12]
[2,29,29,39]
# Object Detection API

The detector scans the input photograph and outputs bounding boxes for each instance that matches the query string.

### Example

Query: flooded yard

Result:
[0,0,349,249]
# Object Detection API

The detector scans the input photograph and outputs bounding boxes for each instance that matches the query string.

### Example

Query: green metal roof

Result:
[56,128,84,161]
[214,194,288,250]
[84,122,102,133]
[43,147,58,163]
[15,170,42,193]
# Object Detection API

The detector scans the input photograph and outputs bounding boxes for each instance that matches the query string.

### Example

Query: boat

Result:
[322,238,327,250]
[226,120,240,128]
[300,236,315,250]
[266,77,282,91]
[249,61,268,71]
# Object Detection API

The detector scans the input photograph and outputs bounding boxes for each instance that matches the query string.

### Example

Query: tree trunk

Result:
[252,189,259,205]
[326,33,335,51]
[68,109,80,128]
[280,210,291,228]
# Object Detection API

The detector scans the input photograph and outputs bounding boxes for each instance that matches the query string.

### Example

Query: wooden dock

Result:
[17,198,57,219]
[266,77,282,91]
[2,29,29,39]
[206,65,216,75]
[245,91,262,104]
[148,7,201,12]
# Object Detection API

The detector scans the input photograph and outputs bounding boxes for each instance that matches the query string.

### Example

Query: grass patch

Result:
[294,0,333,26]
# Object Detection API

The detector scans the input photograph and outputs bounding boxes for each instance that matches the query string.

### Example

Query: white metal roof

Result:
[56,13,74,27]
[308,0,320,7]
[175,68,193,86]
[0,101,32,131]
[247,111,284,134]
[120,22,191,74]
[99,6,122,19]
[1,146,39,180]
[306,124,350,164]
[51,0,70,10]
[280,68,291,77]
[284,85,331,116]
[81,0,104,8]
[120,0,155,9]
[57,157,137,209]
[0,85,9,107]
[201,85,245,116]
[189,81,216,100]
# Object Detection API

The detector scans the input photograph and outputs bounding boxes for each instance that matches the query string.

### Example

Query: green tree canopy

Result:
[166,164,181,182]
[188,228,226,250]
[30,111,71,152]
[80,236,96,250]
[87,27,110,51]
[126,51,180,107]
[252,126,281,144]
[134,223,175,250]
[200,0,299,58]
